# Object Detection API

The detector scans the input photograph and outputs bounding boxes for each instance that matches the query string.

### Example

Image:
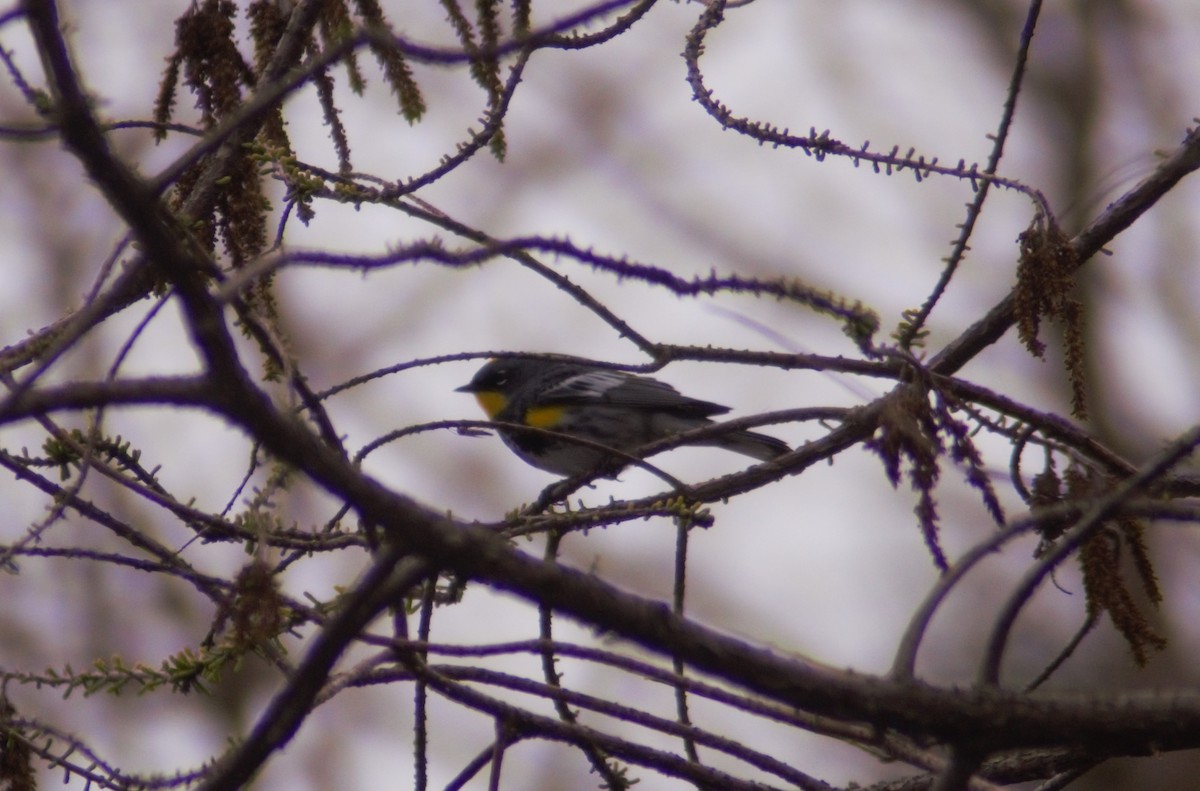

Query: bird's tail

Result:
[707,429,790,462]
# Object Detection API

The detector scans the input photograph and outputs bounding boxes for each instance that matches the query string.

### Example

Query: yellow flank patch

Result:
[523,404,566,428]
[474,391,507,419]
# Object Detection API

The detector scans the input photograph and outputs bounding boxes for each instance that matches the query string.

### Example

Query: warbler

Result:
[456,357,790,476]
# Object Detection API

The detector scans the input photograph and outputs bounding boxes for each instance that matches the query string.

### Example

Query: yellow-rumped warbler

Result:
[456,357,790,476]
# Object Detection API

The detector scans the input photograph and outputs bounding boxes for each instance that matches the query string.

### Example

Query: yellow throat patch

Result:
[474,391,507,419]
[474,391,565,428]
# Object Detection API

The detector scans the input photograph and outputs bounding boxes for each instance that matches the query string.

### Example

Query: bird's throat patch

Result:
[474,391,507,419]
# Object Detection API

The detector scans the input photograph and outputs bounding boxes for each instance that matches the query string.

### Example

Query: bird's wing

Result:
[544,370,730,416]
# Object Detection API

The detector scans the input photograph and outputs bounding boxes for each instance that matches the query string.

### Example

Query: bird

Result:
[456,357,789,476]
